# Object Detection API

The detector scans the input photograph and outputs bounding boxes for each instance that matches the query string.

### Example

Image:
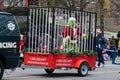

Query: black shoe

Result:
[97,64,100,68]
[97,65,100,68]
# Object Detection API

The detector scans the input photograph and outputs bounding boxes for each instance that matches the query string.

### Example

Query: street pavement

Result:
[104,31,117,39]
[2,60,120,80]
[2,31,119,80]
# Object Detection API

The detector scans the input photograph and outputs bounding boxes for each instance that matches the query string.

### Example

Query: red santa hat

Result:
[96,29,102,33]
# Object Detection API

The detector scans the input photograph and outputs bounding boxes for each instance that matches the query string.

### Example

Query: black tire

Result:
[45,69,54,74]
[78,62,89,76]
[0,61,4,80]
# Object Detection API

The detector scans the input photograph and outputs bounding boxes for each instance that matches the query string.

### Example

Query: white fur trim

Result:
[68,17,76,21]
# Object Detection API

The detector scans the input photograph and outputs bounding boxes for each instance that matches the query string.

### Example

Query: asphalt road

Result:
[2,31,119,80]
[2,30,119,80]
[2,61,120,80]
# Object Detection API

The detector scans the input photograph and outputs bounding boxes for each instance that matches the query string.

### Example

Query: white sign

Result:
[0,42,17,48]
[7,21,15,31]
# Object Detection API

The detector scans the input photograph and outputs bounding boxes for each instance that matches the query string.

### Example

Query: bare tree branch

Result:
[110,0,120,12]
[9,0,22,8]
[4,0,23,11]
[57,0,89,11]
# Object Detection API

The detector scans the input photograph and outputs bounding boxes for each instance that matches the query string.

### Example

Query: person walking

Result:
[117,31,120,56]
[95,29,107,67]
[116,31,120,73]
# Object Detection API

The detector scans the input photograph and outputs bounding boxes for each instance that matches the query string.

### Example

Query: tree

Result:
[58,0,92,11]
[110,0,120,13]
[0,0,23,11]
[38,0,92,11]
[110,0,120,25]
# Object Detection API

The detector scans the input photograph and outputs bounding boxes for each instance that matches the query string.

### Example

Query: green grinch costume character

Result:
[61,17,87,52]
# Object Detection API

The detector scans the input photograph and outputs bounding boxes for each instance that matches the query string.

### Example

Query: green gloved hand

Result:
[83,34,88,39]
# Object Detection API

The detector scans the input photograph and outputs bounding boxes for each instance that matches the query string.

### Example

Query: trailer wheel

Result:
[45,69,54,74]
[78,62,89,76]
[0,61,4,80]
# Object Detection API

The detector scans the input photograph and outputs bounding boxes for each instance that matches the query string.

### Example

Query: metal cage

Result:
[25,7,97,53]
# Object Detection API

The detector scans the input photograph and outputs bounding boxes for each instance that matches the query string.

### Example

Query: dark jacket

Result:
[117,31,120,38]
[96,35,106,50]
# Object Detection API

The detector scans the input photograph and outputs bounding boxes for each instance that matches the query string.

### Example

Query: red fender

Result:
[75,59,89,68]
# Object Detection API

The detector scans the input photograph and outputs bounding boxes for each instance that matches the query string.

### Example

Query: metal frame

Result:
[26,7,97,53]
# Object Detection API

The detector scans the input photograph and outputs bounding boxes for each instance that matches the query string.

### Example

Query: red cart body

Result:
[24,52,96,69]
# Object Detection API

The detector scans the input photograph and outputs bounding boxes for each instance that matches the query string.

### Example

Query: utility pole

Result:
[99,0,104,35]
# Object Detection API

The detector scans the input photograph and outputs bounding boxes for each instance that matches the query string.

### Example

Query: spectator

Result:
[109,36,116,58]
[116,31,120,73]
[102,50,110,61]
[19,33,24,52]
[117,31,120,38]
[106,39,109,48]
[95,29,106,67]
[117,31,120,56]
